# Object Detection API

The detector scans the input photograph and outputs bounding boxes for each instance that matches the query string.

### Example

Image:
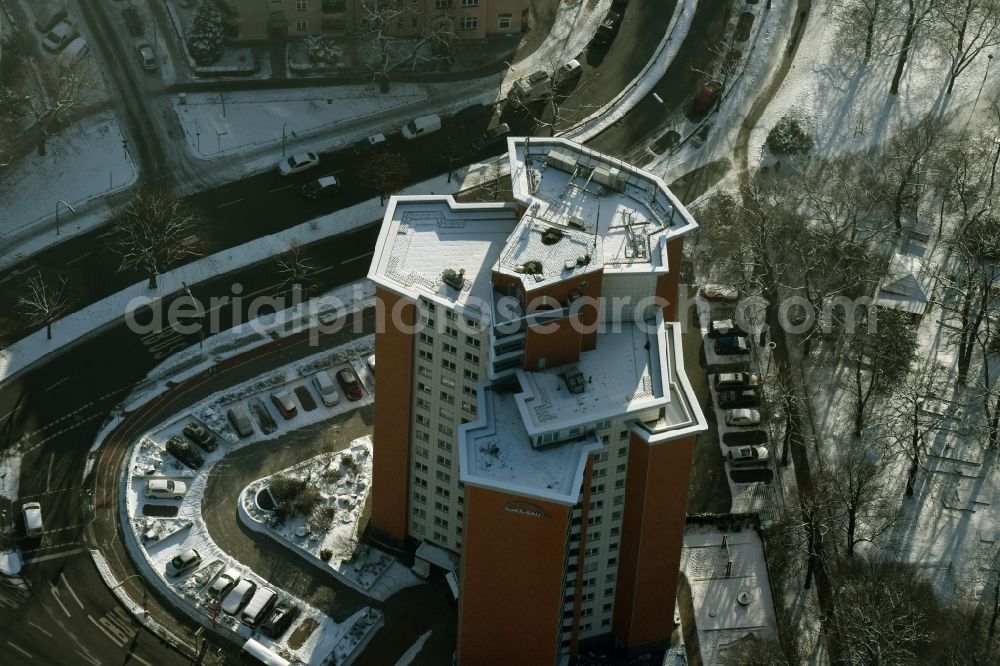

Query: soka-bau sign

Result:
[505,500,549,518]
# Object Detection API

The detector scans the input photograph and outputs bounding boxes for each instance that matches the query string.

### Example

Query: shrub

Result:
[766,114,814,155]
[295,487,323,516]
[269,474,306,502]
[187,0,225,65]
[311,505,338,531]
[342,454,361,476]
[320,548,333,561]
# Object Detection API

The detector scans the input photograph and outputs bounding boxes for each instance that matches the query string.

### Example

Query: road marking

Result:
[66,253,92,265]
[268,184,294,194]
[7,641,33,659]
[60,573,84,609]
[45,377,71,391]
[24,546,87,565]
[216,198,244,209]
[128,652,154,666]
[28,621,53,637]
[0,404,22,424]
[49,584,71,618]
[343,251,375,264]
[46,453,54,492]
[76,648,101,665]
[89,614,128,647]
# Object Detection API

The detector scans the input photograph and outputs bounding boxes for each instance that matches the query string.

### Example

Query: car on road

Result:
[261,600,300,639]
[508,70,551,106]
[22,501,43,537]
[42,19,79,53]
[725,408,761,427]
[144,479,188,500]
[241,587,277,628]
[249,398,277,434]
[714,335,750,355]
[134,38,157,70]
[183,421,217,451]
[718,389,759,409]
[301,175,340,199]
[552,59,583,88]
[206,568,241,602]
[222,579,257,615]
[715,372,760,391]
[692,81,723,114]
[727,445,769,466]
[352,133,387,154]
[336,367,364,401]
[401,114,442,140]
[270,390,298,419]
[165,436,204,469]
[313,371,340,407]
[228,406,255,437]
[166,548,201,577]
[477,123,511,149]
[594,11,622,45]
[277,152,320,176]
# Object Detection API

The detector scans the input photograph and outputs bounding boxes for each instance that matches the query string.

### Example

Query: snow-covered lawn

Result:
[120,336,404,665]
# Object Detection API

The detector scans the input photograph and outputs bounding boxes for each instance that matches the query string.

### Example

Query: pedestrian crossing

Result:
[89,605,136,647]
[0,581,30,610]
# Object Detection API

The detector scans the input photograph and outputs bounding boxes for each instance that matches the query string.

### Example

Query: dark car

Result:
[249,397,277,434]
[477,123,510,148]
[165,436,204,469]
[714,335,750,355]
[183,421,217,452]
[336,367,364,401]
[718,389,759,409]
[166,548,201,577]
[594,11,622,45]
[301,175,340,199]
[692,81,723,114]
[261,600,300,639]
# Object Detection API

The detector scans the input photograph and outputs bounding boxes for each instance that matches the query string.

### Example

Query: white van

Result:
[242,638,289,666]
[241,587,277,628]
[508,70,552,105]
[401,114,441,140]
[22,502,43,537]
[313,371,340,406]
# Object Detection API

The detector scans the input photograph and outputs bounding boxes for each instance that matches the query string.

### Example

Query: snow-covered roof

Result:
[493,215,603,290]
[367,197,519,316]
[459,385,601,505]
[875,250,933,315]
[506,137,698,277]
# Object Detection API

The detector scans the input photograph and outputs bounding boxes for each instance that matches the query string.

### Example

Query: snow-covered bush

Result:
[766,114,814,155]
[304,34,341,66]
[187,0,226,66]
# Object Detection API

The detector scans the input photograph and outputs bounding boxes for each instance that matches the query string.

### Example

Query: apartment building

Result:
[221,0,526,41]
[367,138,707,663]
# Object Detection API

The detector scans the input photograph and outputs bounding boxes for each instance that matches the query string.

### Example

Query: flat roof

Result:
[367,197,518,315]
[493,215,603,291]
[459,385,600,505]
[506,138,699,276]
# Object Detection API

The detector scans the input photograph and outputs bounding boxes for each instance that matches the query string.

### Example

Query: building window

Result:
[612,510,623,521]
[439,407,453,421]
[463,385,476,396]
[437,455,451,467]
[436,486,451,498]
[434,501,448,512]
[619,431,629,441]
[466,335,481,348]
[445,325,458,338]
[417,365,432,379]
[498,13,512,30]
[414,477,427,488]
[418,349,433,361]
[434,516,448,528]
[440,391,455,404]
[594,451,608,463]
[461,16,478,30]
[443,342,457,355]
[441,375,455,388]
[295,19,307,31]
[616,463,626,473]
[438,439,452,452]
[465,352,479,364]
[297,0,307,10]
[415,461,428,473]
[414,491,427,504]
[433,531,448,543]
[419,332,434,344]
[442,359,457,371]
[464,369,479,381]
[613,495,624,506]
[268,10,284,20]
[413,507,426,519]
[439,423,453,436]
[436,0,454,8]
[416,446,429,458]
[610,526,620,537]
[411,520,424,533]
[615,479,625,490]
[415,429,430,442]
[461,400,476,414]
[462,0,479,5]
[436,470,451,483]
[589,500,604,511]
[416,413,429,426]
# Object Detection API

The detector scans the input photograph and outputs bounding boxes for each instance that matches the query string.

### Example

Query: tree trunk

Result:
[864,19,875,61]
[990,391,1000,449]
[990,578,999,637]
[46,321,53,340]
[905,454,918,496]
[846,507,857,556]
[148,272,158,289]
[890,2,917,95]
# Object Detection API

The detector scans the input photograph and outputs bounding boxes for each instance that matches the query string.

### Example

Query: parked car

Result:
[508,70,551,105]
[206,568,241,602]
[336,367,364,401]
[700,283,739,301]
[715,372,760,391]
[725,408,761,427]
[42,20,79,53]
[261,600,300,639]
[692,81,723,114]
[144,479,188,500]
[241,587,277,628]
[477,123,510,148]
[277,152,319,176]
[166,548,201,577]
[227,405,254,437]
[401,114,441,140]
[134,38,157,70]
[165,436,204,469]
[365,354,376,375]
[22,501,43,537]
[352,133,387,154]
[714,335,750,355]
[270,390,298,419]
[552,59,583,88]
[728,445,769,466]
[183,421,217,451]
[594,11,622,45]
[302,175,340,199]
[222,579,257,615]
[718,389,759,409]
[313,371,340,407]
[249,397,277,434]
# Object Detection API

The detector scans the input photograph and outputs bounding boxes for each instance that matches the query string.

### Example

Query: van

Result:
[36,6,68,33]
[508,70,551,105]
[61,37,88,64]
[22,502,43,537]
[401,114,441,140]
[241,587,277,628]
[553,59,582,87]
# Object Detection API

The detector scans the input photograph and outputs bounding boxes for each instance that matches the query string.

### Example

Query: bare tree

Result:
[16,270,70,340]
[37,62,94,124]
[835,0,897,60]
[114,191,202,289]
[880,114,947,233]
[890,0,941,95]
[273,243,317,299]
[828,436,899,556]
[362,151,410,205]
[932,0,1000,94]
[357,1,456,84]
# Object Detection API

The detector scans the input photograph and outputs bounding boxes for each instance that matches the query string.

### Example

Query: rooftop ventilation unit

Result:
[442,268,465,291]
[541,227,565,245]
[515,260,544,275]
[567,216,586,231]
[562,367,586,395]
[576,254,591,267]
[592,165,625,191]
[546,150,576,174]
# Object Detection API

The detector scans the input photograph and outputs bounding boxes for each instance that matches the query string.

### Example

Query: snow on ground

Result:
[506,0,611,84]
[122,336,399,665]
[394,630,432,666]
[0,112,136,262]
[0,450,19,502]
[176,85,428,158]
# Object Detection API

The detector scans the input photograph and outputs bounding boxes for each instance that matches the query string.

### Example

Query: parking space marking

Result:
[49,583,71,618]
[343,251,375,264]
[0,586,28,610]
[28,621,53,637]
[60,573,84,609]
[217,198,244,209]
[90,612,129,647]
[76,648,101,665]
[268,184,294,194]
[7,641,33,659]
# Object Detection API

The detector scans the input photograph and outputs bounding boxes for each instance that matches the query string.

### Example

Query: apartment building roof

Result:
[367,197,518,314]
[493,215,603,291]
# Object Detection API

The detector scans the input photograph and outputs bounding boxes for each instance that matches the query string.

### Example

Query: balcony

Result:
[322,0,346,13]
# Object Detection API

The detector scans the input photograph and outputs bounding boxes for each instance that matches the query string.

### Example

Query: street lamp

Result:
[55,199,76,236]
[282,122,288,156]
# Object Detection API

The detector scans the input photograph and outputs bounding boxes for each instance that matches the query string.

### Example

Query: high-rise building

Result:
[367,138,707,663]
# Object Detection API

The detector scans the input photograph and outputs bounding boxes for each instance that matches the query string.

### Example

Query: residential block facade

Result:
[221,0,527,41]
[367,138,707,662]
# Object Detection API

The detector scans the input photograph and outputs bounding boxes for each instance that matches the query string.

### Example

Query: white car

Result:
[206,567,241,601]
[221,579,257,615]
[277,152,319,176]
[134,38,157,70]
[727,445,769,466]
[144,478,187,500]
[43,19,79,53]
[313,371,340,407]
[725,408,761,427]
[22,501,43,537]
